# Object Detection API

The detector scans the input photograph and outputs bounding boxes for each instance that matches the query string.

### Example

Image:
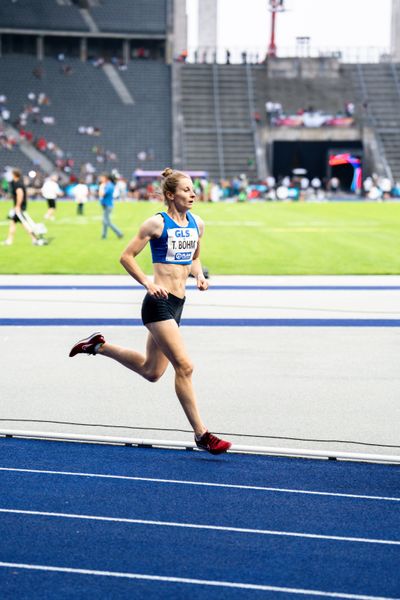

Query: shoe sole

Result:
[196,442,232,455]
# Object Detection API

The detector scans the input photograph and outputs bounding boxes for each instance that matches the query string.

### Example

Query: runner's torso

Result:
[150,211,200,298]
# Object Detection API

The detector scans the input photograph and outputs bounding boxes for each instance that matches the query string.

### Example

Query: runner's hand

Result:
[196,275,208,291]
[146,282,169,298]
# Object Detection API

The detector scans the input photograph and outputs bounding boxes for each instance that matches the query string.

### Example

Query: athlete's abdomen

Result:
[153,263,191,298]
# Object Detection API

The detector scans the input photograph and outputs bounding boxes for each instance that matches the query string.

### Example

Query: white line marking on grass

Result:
[0,467,399,503]
[1,508,399,546]
[0,562,397,599]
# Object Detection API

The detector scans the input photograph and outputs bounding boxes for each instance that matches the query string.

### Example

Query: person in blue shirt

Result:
[70,168,231,455]
[98,173,123,240]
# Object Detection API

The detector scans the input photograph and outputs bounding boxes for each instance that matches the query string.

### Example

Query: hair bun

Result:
[161,167,174,178]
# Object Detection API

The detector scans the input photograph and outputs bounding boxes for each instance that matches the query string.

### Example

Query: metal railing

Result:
[185,46,393,65]
[245,63,266,179]
[211,62,225,179]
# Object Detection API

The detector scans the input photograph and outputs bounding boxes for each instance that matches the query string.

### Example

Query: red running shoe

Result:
[69,332,105,357]
[195,431,232,455]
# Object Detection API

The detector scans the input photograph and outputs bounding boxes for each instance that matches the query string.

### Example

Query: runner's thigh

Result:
[146,319,190,368]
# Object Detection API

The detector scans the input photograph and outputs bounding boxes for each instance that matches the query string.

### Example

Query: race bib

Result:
[165,228,198,263]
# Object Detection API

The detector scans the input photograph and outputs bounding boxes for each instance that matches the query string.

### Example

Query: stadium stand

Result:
[0,0,88,32]
[0,145,34,177]
[254,66,358,122]
[0,0,398,187]
[179,64,258,180]
[89,0,167,34]
[349,62,400,182]
[0,55,171,178]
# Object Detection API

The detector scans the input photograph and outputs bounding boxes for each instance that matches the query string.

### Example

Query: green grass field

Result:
[0,199,399,275]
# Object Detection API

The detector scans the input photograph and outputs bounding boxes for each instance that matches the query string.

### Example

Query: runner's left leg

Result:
[98,332,169,382]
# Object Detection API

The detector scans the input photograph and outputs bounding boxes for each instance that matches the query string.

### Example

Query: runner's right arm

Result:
[120,215,168,298]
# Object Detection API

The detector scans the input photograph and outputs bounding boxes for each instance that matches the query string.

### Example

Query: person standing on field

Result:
[73,179,89,215]
[98,173,123,239]
[42,174,63,220]
[2,169,40,246]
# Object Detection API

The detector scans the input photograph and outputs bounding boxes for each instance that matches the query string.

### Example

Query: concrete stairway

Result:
[254,65,357,120]
[347,62,400,181]
[179,64,257,180]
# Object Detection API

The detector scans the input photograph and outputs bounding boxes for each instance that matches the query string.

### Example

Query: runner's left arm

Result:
[191,216,208,291]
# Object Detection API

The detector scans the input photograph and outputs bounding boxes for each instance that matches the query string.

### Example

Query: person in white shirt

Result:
[42,174,63,220]
[72,180,89,215]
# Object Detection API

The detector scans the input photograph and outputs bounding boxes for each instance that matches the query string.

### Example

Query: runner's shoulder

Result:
[191,213,205,234]
[140,213,164,239]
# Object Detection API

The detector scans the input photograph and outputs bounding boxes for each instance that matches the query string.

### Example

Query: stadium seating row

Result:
[0,0,167,34]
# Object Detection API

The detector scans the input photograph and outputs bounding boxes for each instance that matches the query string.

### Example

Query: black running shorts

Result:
[141,292,185,326]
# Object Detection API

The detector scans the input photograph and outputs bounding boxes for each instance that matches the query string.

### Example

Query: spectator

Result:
[328,176,340,195]
[33,65,44,79]
[345,102,355,117]
[98,174,123,240]
[210,182,221,202]
[113,176,128,201]
[72,179,89,215]
[266,175,276,189]
[42,116,55,125]
[42,174,63,220]
[265,101,275,125]
[311,176,322,193]
[379,176,392,200]
[36,137,47,152]
[61,64,73,76]
[300,176,310,195]
[38,93,50,105]
[363,176,373,197]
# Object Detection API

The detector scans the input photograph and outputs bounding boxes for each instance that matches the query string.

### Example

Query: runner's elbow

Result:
[120,251,130,268]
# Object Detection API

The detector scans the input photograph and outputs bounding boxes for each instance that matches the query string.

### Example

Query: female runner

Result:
[69,168,231,455]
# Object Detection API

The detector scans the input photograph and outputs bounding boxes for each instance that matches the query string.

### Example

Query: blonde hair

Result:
[161,167,190,204]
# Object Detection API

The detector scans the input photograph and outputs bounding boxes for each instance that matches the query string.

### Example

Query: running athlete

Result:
[69,168,231,455]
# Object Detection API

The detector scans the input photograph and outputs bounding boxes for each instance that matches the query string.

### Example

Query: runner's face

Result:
[172,177,196,210]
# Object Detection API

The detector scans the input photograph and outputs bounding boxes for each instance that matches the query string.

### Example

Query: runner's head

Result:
[161,168,195,209]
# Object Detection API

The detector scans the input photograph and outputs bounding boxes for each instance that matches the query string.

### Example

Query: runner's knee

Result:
[145,370,162,383]
[143,365,165,383]
[175,359,193,378]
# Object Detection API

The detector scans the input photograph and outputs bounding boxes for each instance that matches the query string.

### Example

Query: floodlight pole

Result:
[268,0,284,58]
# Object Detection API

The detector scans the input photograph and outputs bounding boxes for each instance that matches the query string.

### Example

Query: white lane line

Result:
[1,508,399,546]
[0,467,399,503]
[0,562,397,599]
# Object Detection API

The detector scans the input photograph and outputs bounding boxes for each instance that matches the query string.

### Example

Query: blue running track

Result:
[0,437,399,599]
